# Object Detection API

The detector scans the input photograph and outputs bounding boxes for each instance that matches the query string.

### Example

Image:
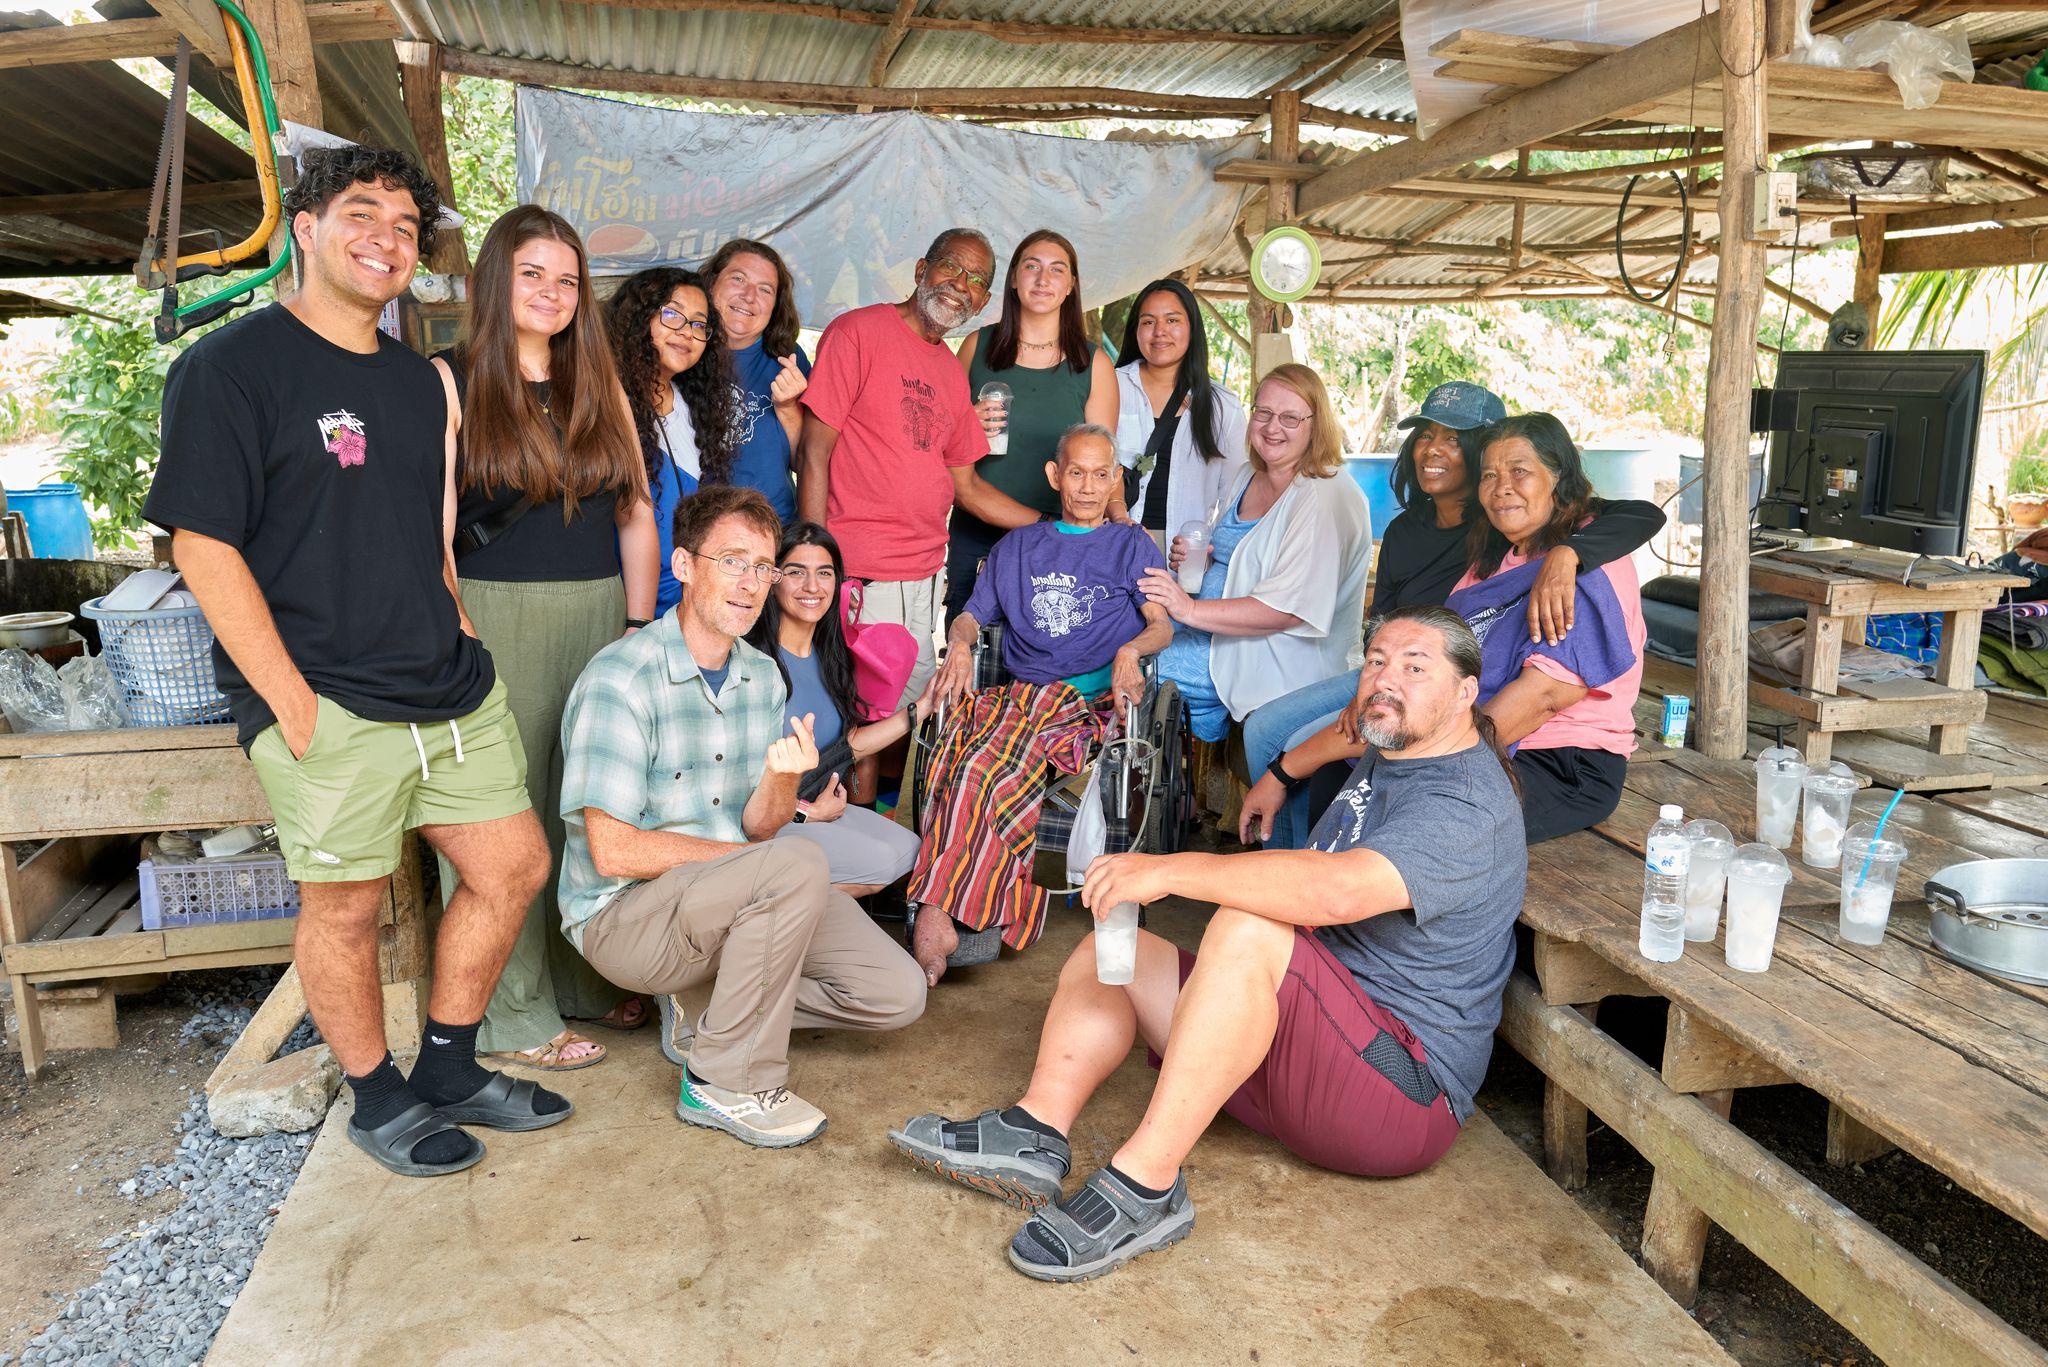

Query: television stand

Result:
[1745,549,2025,774]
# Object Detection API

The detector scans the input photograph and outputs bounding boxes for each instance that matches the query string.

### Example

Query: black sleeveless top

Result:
[438,349,622,583]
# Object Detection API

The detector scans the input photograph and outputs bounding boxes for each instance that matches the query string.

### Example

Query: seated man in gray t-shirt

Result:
[890,605,1527,1283]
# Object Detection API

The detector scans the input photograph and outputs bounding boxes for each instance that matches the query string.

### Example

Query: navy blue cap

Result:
[1396,381,1506,432]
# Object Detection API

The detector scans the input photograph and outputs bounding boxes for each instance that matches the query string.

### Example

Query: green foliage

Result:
[44,284,182,550]
[0,385,49,443]
[445,76,520,237]
[2009,454,2048,496]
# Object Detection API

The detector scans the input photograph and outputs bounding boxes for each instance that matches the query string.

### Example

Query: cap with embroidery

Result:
[1395,380,1507,432]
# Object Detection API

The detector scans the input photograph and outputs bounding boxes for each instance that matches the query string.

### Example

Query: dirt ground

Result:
[1,965,2043,1364]
[0,978,265,1361]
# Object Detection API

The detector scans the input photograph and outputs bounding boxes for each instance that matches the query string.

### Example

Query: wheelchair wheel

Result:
[1145,680,1189,854]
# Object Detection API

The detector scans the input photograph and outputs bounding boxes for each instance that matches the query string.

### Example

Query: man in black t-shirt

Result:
[144,146,571,1178]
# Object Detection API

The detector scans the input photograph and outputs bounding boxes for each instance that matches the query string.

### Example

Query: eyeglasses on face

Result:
[1249,405,1312,432]
[926,256,992,294]
[690,550,782,584]
[657,307,712,339]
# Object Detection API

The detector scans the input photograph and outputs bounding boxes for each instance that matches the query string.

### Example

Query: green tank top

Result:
[965,324,1096,518]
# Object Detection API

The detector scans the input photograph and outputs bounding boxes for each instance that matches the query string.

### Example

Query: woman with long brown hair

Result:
[949,228,1119,620]
[431,204,656,1072]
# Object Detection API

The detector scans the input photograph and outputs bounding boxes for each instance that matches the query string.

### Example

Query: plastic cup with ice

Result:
[1754,745,1807,849]
[1837,821,1907,946]
[978,381,1013,455]
[1681,818,1735,942]
[1723,843,1792,973]
[1801,763,1857,869]
[1094,901,1141,985]
[1176,520,1211,595]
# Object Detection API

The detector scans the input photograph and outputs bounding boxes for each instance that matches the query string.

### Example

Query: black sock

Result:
[1107,1163,1172,1201]
[1001,1105,1064,1143]
[346,1055,473,1165]
[406,1017,493,1105]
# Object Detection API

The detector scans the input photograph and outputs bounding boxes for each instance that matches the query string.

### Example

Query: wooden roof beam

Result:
[0,2,398,69]
[145,0,232,68]
[1882,224,2048,273]
[1295,13,1723,217]
[1837,193,2048,236]
[550,0,1354,47]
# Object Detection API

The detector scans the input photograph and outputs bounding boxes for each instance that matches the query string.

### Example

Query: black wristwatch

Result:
[1267,755,1309,794]
[791,809,810,824]
[625,616,652,630]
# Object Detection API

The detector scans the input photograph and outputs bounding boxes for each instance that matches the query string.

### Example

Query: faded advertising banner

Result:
[515,88,1256,328]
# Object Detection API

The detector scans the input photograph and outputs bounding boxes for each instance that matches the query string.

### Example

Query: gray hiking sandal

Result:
[1007,1167,1194,1282]
[889,1109,1070,1209]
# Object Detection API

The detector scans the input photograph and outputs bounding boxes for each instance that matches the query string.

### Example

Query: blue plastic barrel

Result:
[5,484,94,559]
[1342,455,1404,540]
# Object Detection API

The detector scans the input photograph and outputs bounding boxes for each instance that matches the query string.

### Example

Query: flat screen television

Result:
[1756,349,1985,556]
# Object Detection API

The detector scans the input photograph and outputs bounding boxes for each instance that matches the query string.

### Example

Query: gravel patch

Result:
[4,970,326,1367]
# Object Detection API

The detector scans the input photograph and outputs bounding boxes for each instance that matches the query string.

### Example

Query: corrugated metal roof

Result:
[0,11,259,278]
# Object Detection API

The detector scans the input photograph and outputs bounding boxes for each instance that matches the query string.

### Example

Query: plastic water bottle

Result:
[1639,803,1689,962]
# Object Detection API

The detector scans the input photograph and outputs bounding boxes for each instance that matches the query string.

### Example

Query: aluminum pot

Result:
[0,610,75,649]
[1924,859,2048,987]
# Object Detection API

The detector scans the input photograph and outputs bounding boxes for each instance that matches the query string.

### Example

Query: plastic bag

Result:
[1065,757,1109,888]
[1841,20,1973,109]
[0,648,131,732]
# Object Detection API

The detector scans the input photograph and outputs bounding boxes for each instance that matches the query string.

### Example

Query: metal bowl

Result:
[1924,858,2048,987]
[0,610,77,649]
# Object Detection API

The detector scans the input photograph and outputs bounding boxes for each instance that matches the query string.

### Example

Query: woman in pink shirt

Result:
[1443,413,1645,842]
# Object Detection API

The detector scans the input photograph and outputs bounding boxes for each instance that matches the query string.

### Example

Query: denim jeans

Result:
[1242,668,1362,849]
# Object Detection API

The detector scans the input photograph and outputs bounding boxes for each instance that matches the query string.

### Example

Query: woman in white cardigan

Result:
[1109,278,1251,538]
[1142,363,1372,741]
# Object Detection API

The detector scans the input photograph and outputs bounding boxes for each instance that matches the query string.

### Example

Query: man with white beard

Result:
[797,228,1044,705]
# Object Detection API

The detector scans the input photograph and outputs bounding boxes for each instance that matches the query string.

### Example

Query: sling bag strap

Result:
[442,350,544,559]
[1123,374,1190,512]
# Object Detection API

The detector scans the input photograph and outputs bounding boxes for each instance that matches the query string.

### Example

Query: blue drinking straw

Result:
[1853,788,1906,892]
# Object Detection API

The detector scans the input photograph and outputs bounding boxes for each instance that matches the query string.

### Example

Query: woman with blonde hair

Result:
[1143,363,1372,742]
[432,204,657,1071]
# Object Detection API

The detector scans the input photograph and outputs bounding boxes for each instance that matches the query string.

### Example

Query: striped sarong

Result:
[910,681,1105,952]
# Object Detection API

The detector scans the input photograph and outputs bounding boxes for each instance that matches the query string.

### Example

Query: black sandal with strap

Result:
[433,1071,574,1132]
[347,1102,486,1178]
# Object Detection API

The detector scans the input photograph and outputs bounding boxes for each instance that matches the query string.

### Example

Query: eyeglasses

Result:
[690,551,782,584]
[657,307,712,340]
[925,256,992,294]
[1249,405,1313,432]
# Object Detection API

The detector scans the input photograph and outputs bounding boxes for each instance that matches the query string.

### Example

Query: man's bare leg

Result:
[417,809,549,1023]
[1107,908,1295,1189]
[295,879,396,1076]
[1013,929,1183,1134]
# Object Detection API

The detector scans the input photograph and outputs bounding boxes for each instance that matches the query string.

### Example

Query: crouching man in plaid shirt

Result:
[557,485,926,1148]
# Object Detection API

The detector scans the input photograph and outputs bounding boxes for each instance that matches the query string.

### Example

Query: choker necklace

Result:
[1018,338,1057,351]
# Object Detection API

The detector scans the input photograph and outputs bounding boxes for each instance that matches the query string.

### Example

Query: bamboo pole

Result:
[1853,216,1886,345]
[1698,0,1770,762]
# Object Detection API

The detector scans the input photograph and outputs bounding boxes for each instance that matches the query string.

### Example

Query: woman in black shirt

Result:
[431,206,655,1071]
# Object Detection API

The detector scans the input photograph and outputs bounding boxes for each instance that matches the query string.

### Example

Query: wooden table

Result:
[1747,553,2025,767]
[0,725,429,1080]
[1505,749,2048,1366]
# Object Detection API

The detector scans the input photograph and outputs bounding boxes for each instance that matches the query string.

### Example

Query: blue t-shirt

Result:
[777,644,845,750]
[727,338,811,524]
[1307,743,1527,1122]
[964,521,1164,686]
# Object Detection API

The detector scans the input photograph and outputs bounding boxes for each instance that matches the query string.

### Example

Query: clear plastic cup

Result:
[978,381,1012,455]
[1095,902,1141,985]
[1801,763,1858,869]
[1754,745,1807,849]
[1681,818,1735,942]
[1837,821,1908,946]
[1176,520,1211,594]
[1724,843,1791,973]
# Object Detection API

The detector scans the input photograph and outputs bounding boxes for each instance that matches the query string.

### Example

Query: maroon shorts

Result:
[1167,929,1460,1178]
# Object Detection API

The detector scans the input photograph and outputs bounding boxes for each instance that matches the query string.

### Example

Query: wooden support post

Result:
[1828,1102,1899,1166]
[1245,90,1300,377]
[1542,1003,1598,1190]
[1931,609,1983,756]
[1853,217,1886,346]
[1696,0,1769,762]
[1796,607,1844,766]
[1508,148,1529,268]
[1641,1088,1736,1305]
[241,0,322,284]
[397,41,469,275]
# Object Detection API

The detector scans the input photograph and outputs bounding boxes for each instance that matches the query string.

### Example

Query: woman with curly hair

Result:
[607,266,738,615]
[704,239,810,521]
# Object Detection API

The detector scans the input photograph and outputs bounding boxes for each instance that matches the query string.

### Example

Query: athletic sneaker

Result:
[1008,1167,1194,1282]
[888,1109,1070,1209]
[655,992,692,1067]
[676,1073,826,1148]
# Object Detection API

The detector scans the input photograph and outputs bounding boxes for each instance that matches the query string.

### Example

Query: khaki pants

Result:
[579,841,926,1092]
[854,570,944,709]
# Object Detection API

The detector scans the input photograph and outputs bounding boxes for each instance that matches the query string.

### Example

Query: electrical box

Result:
[1748,171,1800,242]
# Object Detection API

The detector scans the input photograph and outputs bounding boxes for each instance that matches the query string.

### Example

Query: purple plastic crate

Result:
[137,854,300,931]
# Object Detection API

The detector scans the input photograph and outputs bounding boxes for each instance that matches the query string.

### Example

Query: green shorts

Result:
[248,679,531,883]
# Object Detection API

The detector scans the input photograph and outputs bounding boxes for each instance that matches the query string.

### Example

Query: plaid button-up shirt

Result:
[556,612,787,948]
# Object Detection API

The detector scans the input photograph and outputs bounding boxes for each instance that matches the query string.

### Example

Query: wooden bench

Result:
[1505,749,2048,1366]
[0,725,429,1079]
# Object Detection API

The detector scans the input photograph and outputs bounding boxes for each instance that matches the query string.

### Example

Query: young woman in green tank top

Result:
[948,228,1119,622]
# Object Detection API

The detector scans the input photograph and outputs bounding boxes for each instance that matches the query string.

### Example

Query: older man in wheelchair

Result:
[908,424,1173,985]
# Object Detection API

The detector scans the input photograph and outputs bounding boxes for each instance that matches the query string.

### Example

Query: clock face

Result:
[1251,227,1321,303]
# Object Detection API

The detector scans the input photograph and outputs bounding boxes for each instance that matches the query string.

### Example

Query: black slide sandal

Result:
[348,1102,486,1178]
[434,1071,574,1132]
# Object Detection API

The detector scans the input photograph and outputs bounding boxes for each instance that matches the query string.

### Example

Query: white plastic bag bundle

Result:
[0,648,130,732]
[1840,21,1973,109]
[1065,758,1109,888]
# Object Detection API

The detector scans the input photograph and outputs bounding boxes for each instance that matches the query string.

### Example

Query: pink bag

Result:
[840,580,918,722]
